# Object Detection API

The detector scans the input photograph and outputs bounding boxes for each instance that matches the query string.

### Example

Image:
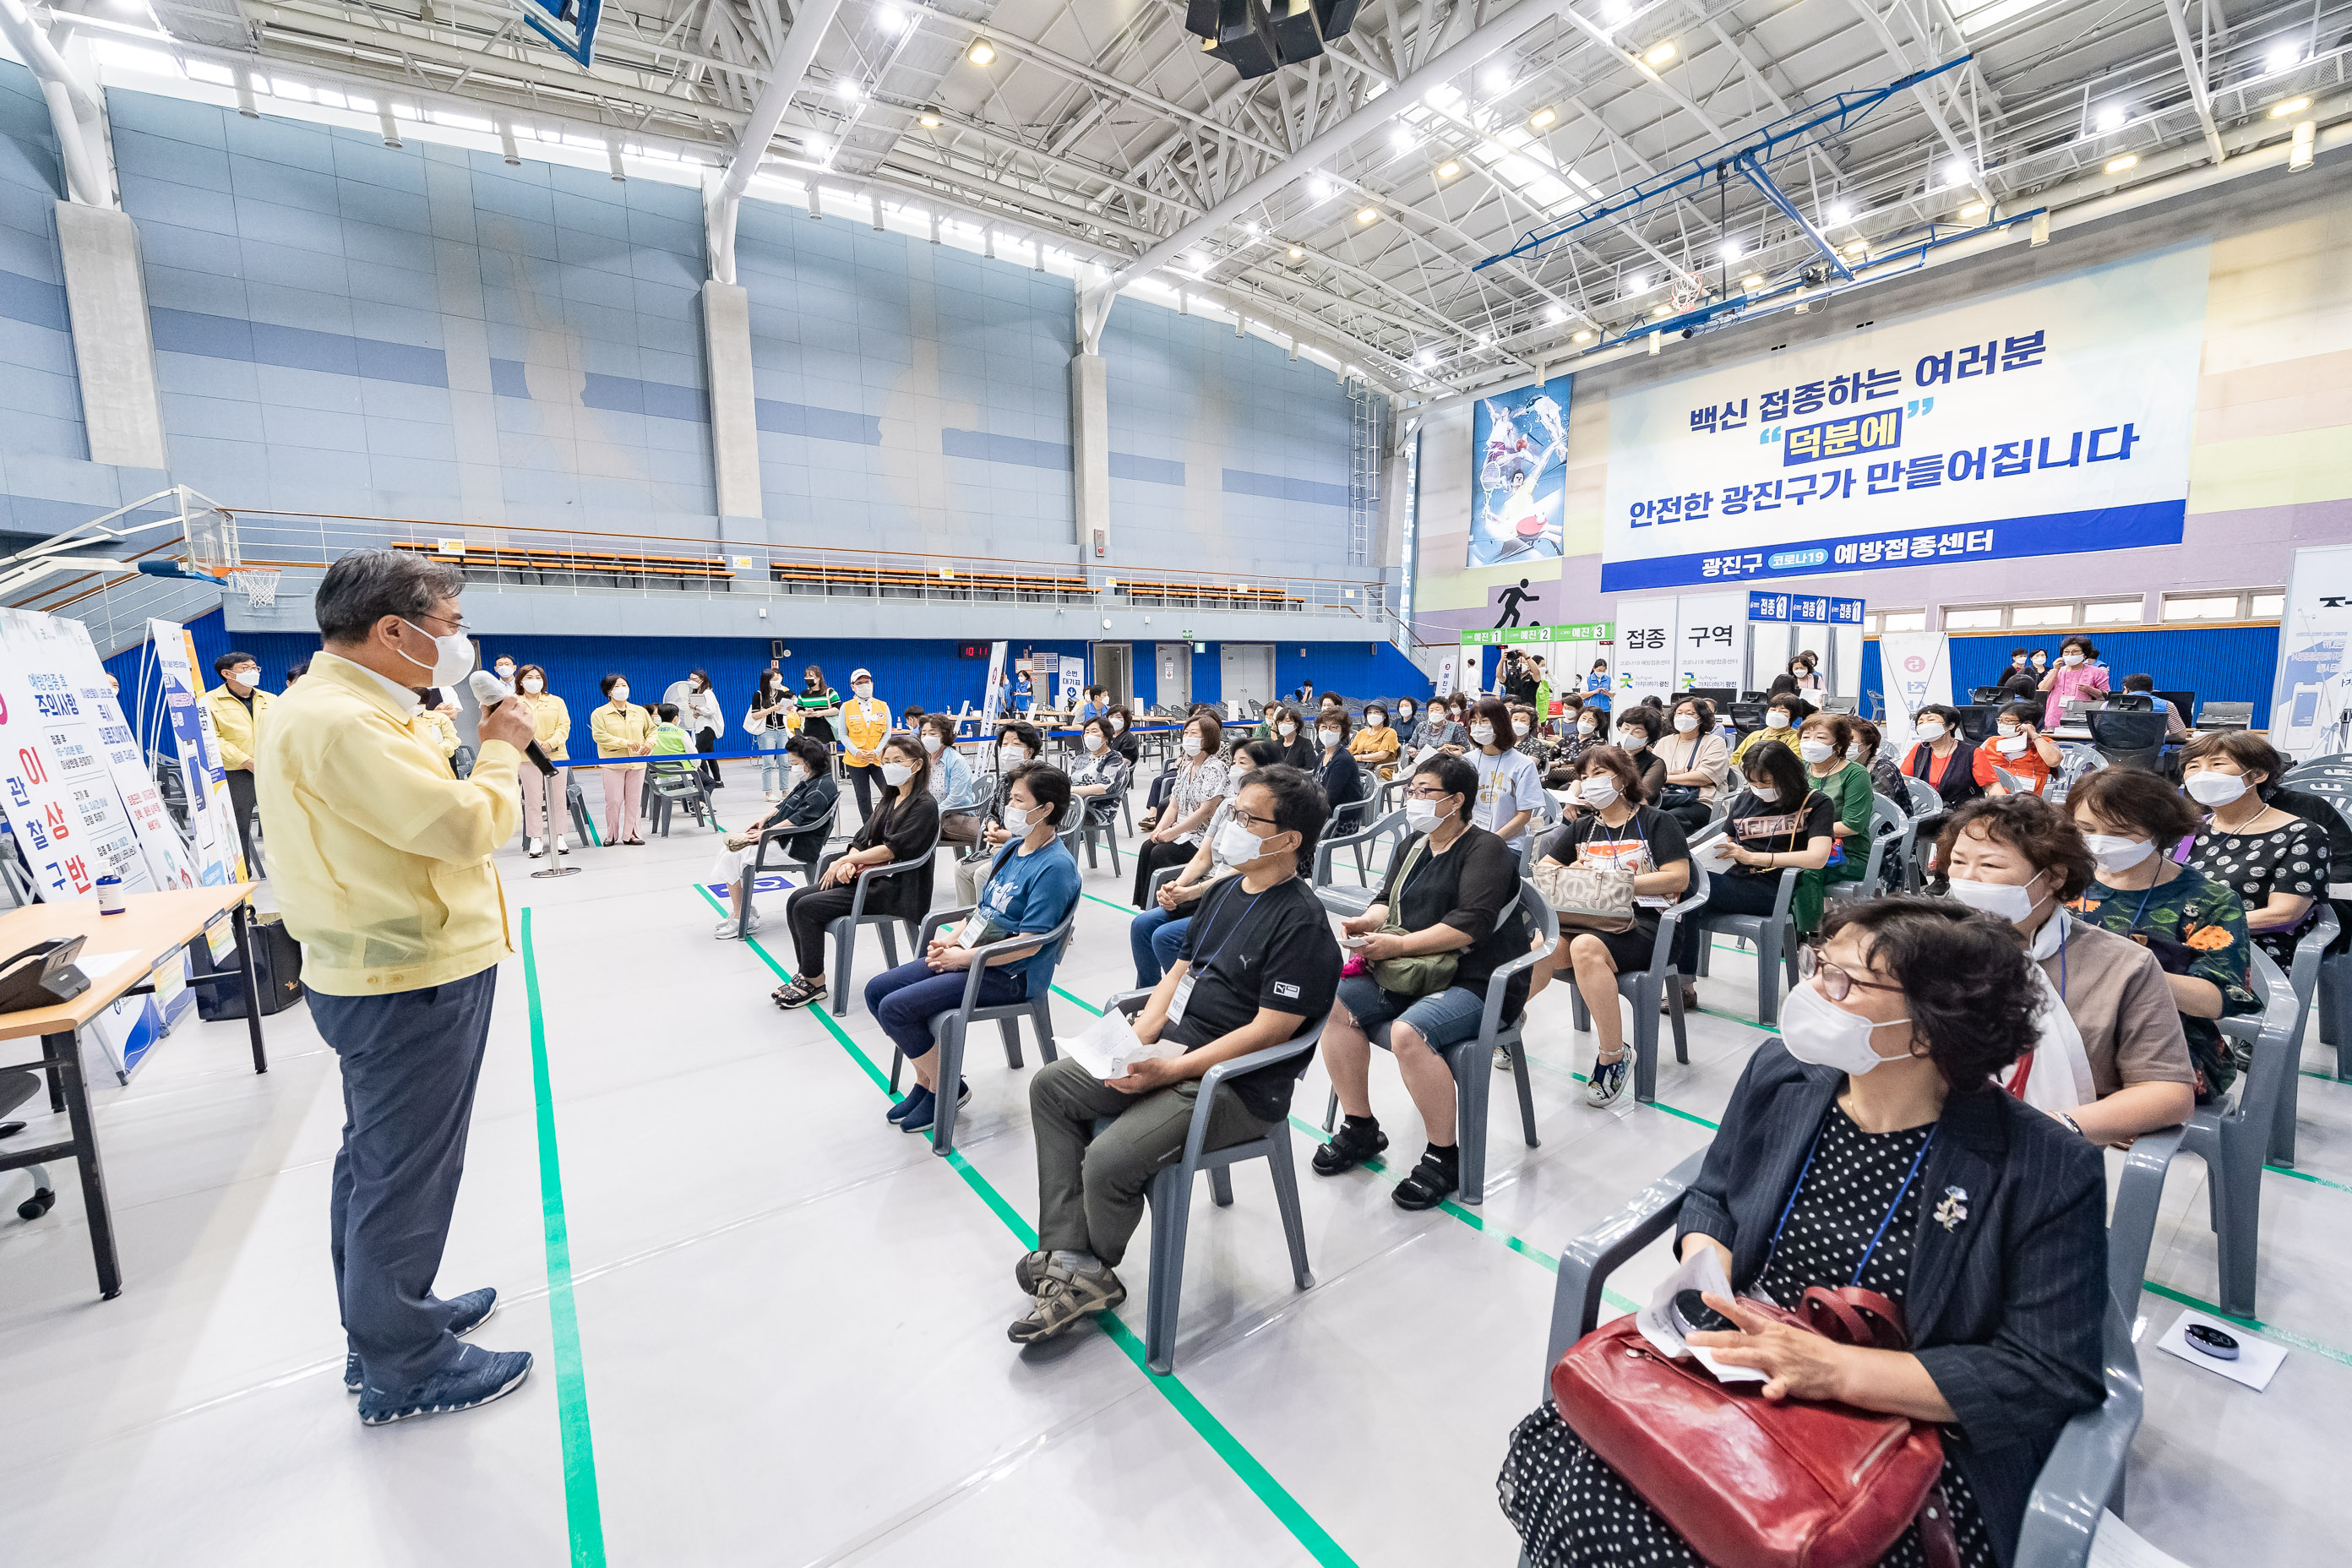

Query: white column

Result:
[54,202,166,469]
[1070,350,1110,564]
[701,280,763,520]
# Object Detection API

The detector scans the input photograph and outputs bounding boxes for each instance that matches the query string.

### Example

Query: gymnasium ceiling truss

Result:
[31,0,2351,397]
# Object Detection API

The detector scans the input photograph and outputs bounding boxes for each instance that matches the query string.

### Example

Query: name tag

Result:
[958,913,990,948]
[1167,972,1195,1026]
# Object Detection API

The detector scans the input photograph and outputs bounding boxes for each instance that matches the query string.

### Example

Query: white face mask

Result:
[1749,782,1781,802]
[398,619,475,687]
[1846,744,1865,761]
[1799,738,1835,764]
[1764,710,1792,729]
[1318,729,1341,747]
[520,678,544,694]
[1277,721,1297,738]
[1996,735,2028,755]
[2061,652,2084,667]
[1215,816,1271,867]
[1404,798,1453,833]
[1400,706,1416,721]
[1183,735,1205,758]
[609,685,630,704]
[1003,802,1040,832]
[1576,717,1597,734]
[1470,722,1495,745]
[1579,777,1619,808]
[787,764,808,785]
[921,732,945,754]
[1366,713,1385,727]
[1947,868,2044,925]
[999,745,1028,768]
[1618,732,1647,752]
[2082,832,2153,873]
[494,664,514,679]
[1674,713,1699,732]
[1996,721,2020,736]
[1915,721,1945,742]
[880,762,912,787]
[1083,732,1107,754]
[1779,979,1910,1077]
[1109,714,1126,731]
[854,682,874,698]
[2186,772,2247,807]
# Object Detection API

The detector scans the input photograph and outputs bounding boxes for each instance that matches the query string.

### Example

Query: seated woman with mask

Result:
[1350,700,1401,778]
[1064,715,1133,831]
[917,712,981,849]
[1728,691,1807,766]
[710,734,838,939]
[1500,899,2108,1568]
[1668,738,1834,1012]
[1938,795,2196,1144]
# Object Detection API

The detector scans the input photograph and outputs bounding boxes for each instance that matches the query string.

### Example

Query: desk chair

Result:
[2261,906,2337,1168]
[733,798,838,938]
[2106,944,2298,1319]
[1102,989,1320,1375]
[2087,710,2168,772]
[2104,691,2153,713]
[1685,825,1801,1027]
[1,1070,57,1220]
[1567,865,1712,1103]
[1320,883,1554,1205]
[1957,704,2001,743]
[891,907,1075,1157]
[1533,1150,2142,1568]
[814,827,942,1017]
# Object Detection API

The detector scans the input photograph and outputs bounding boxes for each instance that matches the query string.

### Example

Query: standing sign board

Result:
[1613,597,1678,708]
[1876,633,1952,758]
[1433,653,1459,700]
[1058,655,1086,710]
[0,617,152,901]
[150,618,246,886]
[1672,592,1746,694]
[2270,543,2352,761]
[981,640,1010,727]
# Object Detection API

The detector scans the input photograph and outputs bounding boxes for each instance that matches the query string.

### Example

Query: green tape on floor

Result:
[519,909,610,1568]
[1081,891,1132,915]
[693,885,1359,1567]
[2266,1162,2352,1195]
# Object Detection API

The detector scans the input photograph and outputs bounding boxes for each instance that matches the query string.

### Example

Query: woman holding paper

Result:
[863,764,1081,1135]
[1666,739,1836,1015]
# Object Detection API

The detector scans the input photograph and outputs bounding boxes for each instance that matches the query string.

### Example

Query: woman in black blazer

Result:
[1899,703,1983,884]
[1502,896,2107,1568]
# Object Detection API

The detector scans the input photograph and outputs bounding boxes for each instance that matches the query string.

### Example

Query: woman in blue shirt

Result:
[1582,659,1614,716]
[865,763,1082,1135]
[918,712,982,849]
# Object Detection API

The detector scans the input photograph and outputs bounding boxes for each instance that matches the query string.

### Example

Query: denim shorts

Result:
[1335,973,1487,1050]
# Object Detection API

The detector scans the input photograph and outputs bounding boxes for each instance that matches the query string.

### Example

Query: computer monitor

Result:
[2154,691,2195,726]
[1685,686,1737,710]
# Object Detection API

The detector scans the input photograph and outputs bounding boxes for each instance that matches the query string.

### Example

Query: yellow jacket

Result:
[840,695,891,766]
[412,708,459,760]
[591,700,655,762]
[199,683,273,770]
[252,651,521,995]
[1348,725,1399,767]
[523,693,570,760]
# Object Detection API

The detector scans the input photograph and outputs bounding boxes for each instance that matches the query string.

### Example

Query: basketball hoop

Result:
[231,568,281,608]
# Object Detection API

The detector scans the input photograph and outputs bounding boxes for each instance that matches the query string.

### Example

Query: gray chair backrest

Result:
[1903,774,1941,819]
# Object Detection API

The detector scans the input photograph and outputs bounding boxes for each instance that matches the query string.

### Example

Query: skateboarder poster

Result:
[1467,373,1572,567]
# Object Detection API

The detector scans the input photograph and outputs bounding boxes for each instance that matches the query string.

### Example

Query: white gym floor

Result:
[2,756,2344,1566]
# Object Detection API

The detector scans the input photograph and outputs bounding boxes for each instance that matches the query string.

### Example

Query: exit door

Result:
[1156,642,1190,710]
[1221,643,1274,710]
[1092,642,1133,709]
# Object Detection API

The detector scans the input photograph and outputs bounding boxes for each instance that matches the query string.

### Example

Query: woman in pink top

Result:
[2037,634,2110,727]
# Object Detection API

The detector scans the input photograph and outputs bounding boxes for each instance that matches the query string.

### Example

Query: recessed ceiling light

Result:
[1652,302,1672,318]
[1527,106,1558,131]
[2270,96,2311,118]
[1571,329,1593,343]
[1287,244,1305,259]
[2104,154,2137,173]
[1437,160,1462,179]
[1958,199,1989,218]
[2266,43,2301,73]
[1644,41,1677,66]
[1826,201,1852,225]
[1355,205,1379,224]
[1741,274,1764,290]
[917,107,942,128]
[1480,66,1511,96]
[966,39,995,66]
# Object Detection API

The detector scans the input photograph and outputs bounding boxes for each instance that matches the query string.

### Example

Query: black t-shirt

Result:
[1168,874,1342,1121]
[1538,806,1692,925]
[1375,825,1531,1017]
[1720,787,1836,881]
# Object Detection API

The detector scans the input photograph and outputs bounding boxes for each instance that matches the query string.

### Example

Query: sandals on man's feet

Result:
[1391,1151,1460,1211]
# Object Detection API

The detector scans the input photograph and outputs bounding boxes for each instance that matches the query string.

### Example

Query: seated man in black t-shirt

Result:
[1012,765,1341,1344]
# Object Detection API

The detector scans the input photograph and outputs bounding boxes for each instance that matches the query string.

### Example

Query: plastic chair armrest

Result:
[1188,1023,1326,1169]
[2012,1300,2142,1568]
[1544,1149,1707,1380]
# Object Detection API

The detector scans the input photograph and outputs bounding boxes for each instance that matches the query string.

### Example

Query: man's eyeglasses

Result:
[1230,808,1281,830]
[1796,944,1905,1002]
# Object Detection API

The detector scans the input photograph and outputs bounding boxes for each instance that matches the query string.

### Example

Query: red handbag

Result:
[1549,1284,1957,1568]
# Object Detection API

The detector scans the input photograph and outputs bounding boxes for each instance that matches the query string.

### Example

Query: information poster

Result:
[981,640,1009,725]
[1469,373,1573,566]
[150,617,246,886]
[1614,596,1678,708]
[2270,544,2352,761]
[1876,633,1953,759]
[0,614,152,900]
[44,614,195,890]
[1058,655,1086,710]
[1602,246,2208,590]
[1671,591,1745,694]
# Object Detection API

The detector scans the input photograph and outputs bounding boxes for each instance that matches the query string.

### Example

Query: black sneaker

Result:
[1392,1149,1461,1211]
[1311,1119,1388,1177]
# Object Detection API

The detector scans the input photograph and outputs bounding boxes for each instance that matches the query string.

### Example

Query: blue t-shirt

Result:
[977,838,1082,994]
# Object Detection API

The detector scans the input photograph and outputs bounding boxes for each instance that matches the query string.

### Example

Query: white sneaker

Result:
[716,910,761,939]
[556,835,570,852]
[764,790,781,803]
[1584,1048,1634,1108]
[526,837,544,858]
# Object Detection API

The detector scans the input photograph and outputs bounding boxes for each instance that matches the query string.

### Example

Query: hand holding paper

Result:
[1064,1008,1180,1083]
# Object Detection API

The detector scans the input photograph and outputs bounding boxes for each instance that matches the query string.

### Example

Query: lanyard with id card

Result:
[1168,885,1264,1026]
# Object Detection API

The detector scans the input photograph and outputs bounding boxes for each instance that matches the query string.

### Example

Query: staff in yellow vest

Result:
[199,650,272,873]
[838,667,893,825]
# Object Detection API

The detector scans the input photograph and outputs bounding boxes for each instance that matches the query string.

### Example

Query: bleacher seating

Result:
[392,540,732,585]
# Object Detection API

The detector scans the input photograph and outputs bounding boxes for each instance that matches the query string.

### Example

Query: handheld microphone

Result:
[467,670,558,776]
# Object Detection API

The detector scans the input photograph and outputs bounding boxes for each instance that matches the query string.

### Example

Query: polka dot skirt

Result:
[1499,1108,1997,1568]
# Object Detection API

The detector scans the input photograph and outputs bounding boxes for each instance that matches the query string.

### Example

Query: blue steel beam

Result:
[1734,148,1851,283]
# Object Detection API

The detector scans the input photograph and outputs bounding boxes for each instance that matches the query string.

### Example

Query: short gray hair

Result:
[314,550,466,645]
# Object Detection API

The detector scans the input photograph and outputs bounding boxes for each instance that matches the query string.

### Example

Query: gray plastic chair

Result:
[1075,769,1130,874]
[2106,943,2298,1319]
[1320,883,1554,1204]
[1825,795,1905,905]
[1311,807,1412,917]
[2261,906,2337,1167]
[815,826,942,1017]
[1900,776,1944,888]
[890,906,1075,1157]
[1533,1149,2142,1568]
[1685,829,1801,1028]
[2321,950,2352,1080]
[1101,988,1321,1375]
[734,797,839,938]
[1567,864,1712,1103]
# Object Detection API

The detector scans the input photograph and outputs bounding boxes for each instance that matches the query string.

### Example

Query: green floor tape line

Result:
[518,910,611,1568]
[2266,1162,2352,1195]
[1080,890,1132,915]
[2137,1282,2352,1371]
[1052,986,1104,1016]
[581,814,603,848]
[692,885,1359,1568]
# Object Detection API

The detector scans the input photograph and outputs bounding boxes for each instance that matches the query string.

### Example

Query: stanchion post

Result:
[532,767,581,879]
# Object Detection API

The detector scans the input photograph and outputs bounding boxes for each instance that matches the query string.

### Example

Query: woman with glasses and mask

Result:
[956,721,1047,905]
[2066,768,2260,1101]
[1525,745,1692,1108]
[2181,731,2328,970]
[1500,899,2107,1568]
[917,713,981,850]
[1131,711,1231,907]
[1936,795,2195,1144]
[1315,754,1533,1210]
[773,734,939,1011]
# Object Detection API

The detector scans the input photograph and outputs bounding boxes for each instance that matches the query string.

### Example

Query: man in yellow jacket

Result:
[254,549,537,1426]
[200,651,272,872]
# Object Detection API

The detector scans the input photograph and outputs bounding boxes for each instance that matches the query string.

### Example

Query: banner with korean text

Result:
[1601,245,2208,591]
[1877,633,1953,760]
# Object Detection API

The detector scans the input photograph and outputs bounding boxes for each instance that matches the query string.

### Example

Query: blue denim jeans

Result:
[755,728,790,792]
[1128,908,1193,989]
[864,957,1028,1060]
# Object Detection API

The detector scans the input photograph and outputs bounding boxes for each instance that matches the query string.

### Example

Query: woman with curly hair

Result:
[2066,767,2260,1100]
[1501,896,2108,1568]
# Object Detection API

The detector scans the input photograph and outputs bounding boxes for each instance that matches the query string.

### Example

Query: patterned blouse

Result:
[2072,867,2260,1097]
[2188,814,2328,966]
[1065,749,1133,825]
[1164,754,1231,847]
